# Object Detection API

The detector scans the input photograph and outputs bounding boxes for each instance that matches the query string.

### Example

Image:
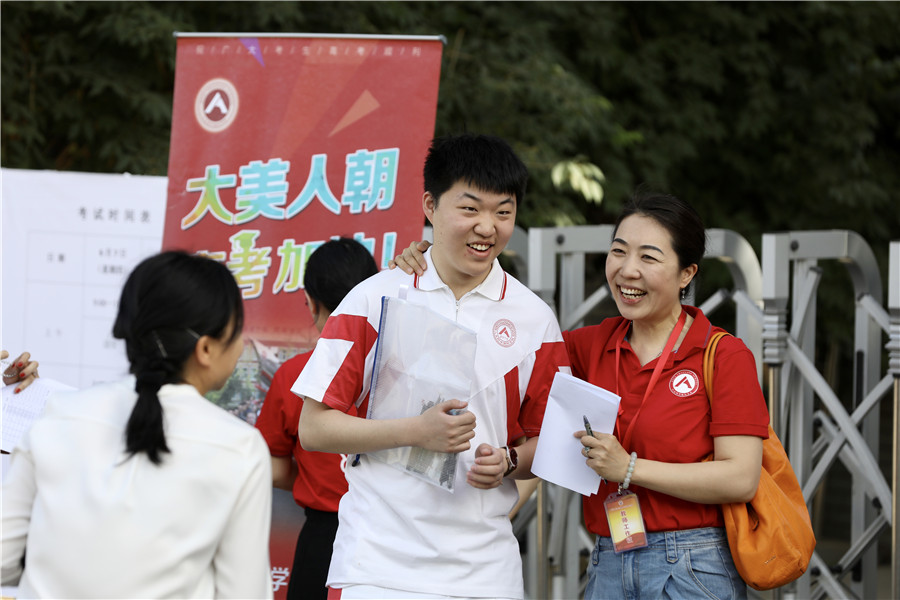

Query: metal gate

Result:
[515,227,897,600]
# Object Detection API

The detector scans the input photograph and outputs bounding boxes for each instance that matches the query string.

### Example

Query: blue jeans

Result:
[584,527,746,600]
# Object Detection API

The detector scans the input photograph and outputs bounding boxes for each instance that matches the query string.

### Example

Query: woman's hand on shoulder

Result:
[388,240,430,275]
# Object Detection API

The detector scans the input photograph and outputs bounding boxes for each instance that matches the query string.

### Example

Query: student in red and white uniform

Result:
[292,133,570,600]
[256,238,378,600]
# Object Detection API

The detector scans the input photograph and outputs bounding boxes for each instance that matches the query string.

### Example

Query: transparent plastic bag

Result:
[366,295,477,491]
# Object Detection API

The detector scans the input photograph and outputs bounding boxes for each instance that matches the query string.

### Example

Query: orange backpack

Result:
[704,331,816,591]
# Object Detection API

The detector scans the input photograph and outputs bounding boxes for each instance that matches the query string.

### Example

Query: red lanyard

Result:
[614,310,687,450]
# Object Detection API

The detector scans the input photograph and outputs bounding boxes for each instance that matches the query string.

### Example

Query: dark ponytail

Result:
[113,251,243,465]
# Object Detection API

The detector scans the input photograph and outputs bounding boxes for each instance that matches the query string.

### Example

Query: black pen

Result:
[583,415,605,483]
[583,415,594,451]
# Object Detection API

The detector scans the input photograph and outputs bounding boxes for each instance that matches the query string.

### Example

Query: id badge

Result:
[604,490,648,553]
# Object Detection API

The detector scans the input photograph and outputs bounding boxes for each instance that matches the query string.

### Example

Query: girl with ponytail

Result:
[113,250,245,465]
[2,251,273,599]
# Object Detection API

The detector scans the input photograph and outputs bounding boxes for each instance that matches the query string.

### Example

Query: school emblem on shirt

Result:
[492,319,517,347]
[669,369,699,397]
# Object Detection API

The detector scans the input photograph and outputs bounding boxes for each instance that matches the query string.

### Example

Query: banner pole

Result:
[888,241,899,600]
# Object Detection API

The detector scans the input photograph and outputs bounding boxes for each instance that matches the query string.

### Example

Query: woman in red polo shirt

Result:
[255,238,378,600]
[568,190,768,599]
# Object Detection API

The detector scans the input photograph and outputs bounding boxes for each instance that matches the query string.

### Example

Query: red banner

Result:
[163,34,443,599]
[164,34,443,348]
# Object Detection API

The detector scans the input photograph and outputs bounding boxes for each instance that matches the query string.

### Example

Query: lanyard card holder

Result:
[604,489,648,553]
[604,310,687,553]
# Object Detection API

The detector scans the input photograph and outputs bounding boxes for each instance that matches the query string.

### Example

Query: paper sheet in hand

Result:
[2,378,76,452]
[367,295,477,491]
[532,372,620,496]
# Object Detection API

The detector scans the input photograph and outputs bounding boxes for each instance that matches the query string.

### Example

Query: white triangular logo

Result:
[204,92,229,116]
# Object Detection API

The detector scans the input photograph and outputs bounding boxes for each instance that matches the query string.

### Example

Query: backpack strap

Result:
[703,331,731,402]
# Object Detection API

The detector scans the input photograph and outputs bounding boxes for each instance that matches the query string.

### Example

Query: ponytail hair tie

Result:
[135,369,166,393]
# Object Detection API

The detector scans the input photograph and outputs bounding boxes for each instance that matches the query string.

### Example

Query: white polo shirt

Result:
[292,249,569,599]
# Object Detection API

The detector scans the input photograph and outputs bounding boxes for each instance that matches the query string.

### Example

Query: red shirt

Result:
[255,352,351,513]
[563,306,769,535]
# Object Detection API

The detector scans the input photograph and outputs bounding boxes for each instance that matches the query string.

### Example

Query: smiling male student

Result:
[293,133,570,599]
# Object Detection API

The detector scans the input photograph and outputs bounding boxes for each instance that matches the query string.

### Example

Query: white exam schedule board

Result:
[1,168,166,389]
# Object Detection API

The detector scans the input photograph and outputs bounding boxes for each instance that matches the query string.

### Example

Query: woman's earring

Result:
[680,287,686,300]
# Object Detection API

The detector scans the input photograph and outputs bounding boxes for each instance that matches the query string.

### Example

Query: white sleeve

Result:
[1,439,37,586]
[212,431,274,599]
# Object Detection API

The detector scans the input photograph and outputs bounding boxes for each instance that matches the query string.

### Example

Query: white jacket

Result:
[1,378,273,599]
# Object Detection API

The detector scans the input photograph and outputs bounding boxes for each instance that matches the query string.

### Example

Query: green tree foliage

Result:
[2,1,176,173]
[4,0,897,550]
[0,1,631,224]
[2,1,898,290]
[550,1,900,353]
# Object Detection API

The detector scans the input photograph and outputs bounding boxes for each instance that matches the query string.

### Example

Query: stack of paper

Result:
[532,372,620,496]
[2,378,76,453]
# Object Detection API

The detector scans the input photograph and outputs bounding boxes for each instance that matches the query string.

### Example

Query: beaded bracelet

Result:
[621,452,638,490]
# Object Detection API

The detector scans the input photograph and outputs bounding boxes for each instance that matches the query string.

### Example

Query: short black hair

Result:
[423,133,528,207]
[304,238,379,313]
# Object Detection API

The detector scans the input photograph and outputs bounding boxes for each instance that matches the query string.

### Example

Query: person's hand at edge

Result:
[1,350,39,393]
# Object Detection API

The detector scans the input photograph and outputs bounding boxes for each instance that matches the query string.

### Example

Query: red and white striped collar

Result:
[412,248,508,301]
